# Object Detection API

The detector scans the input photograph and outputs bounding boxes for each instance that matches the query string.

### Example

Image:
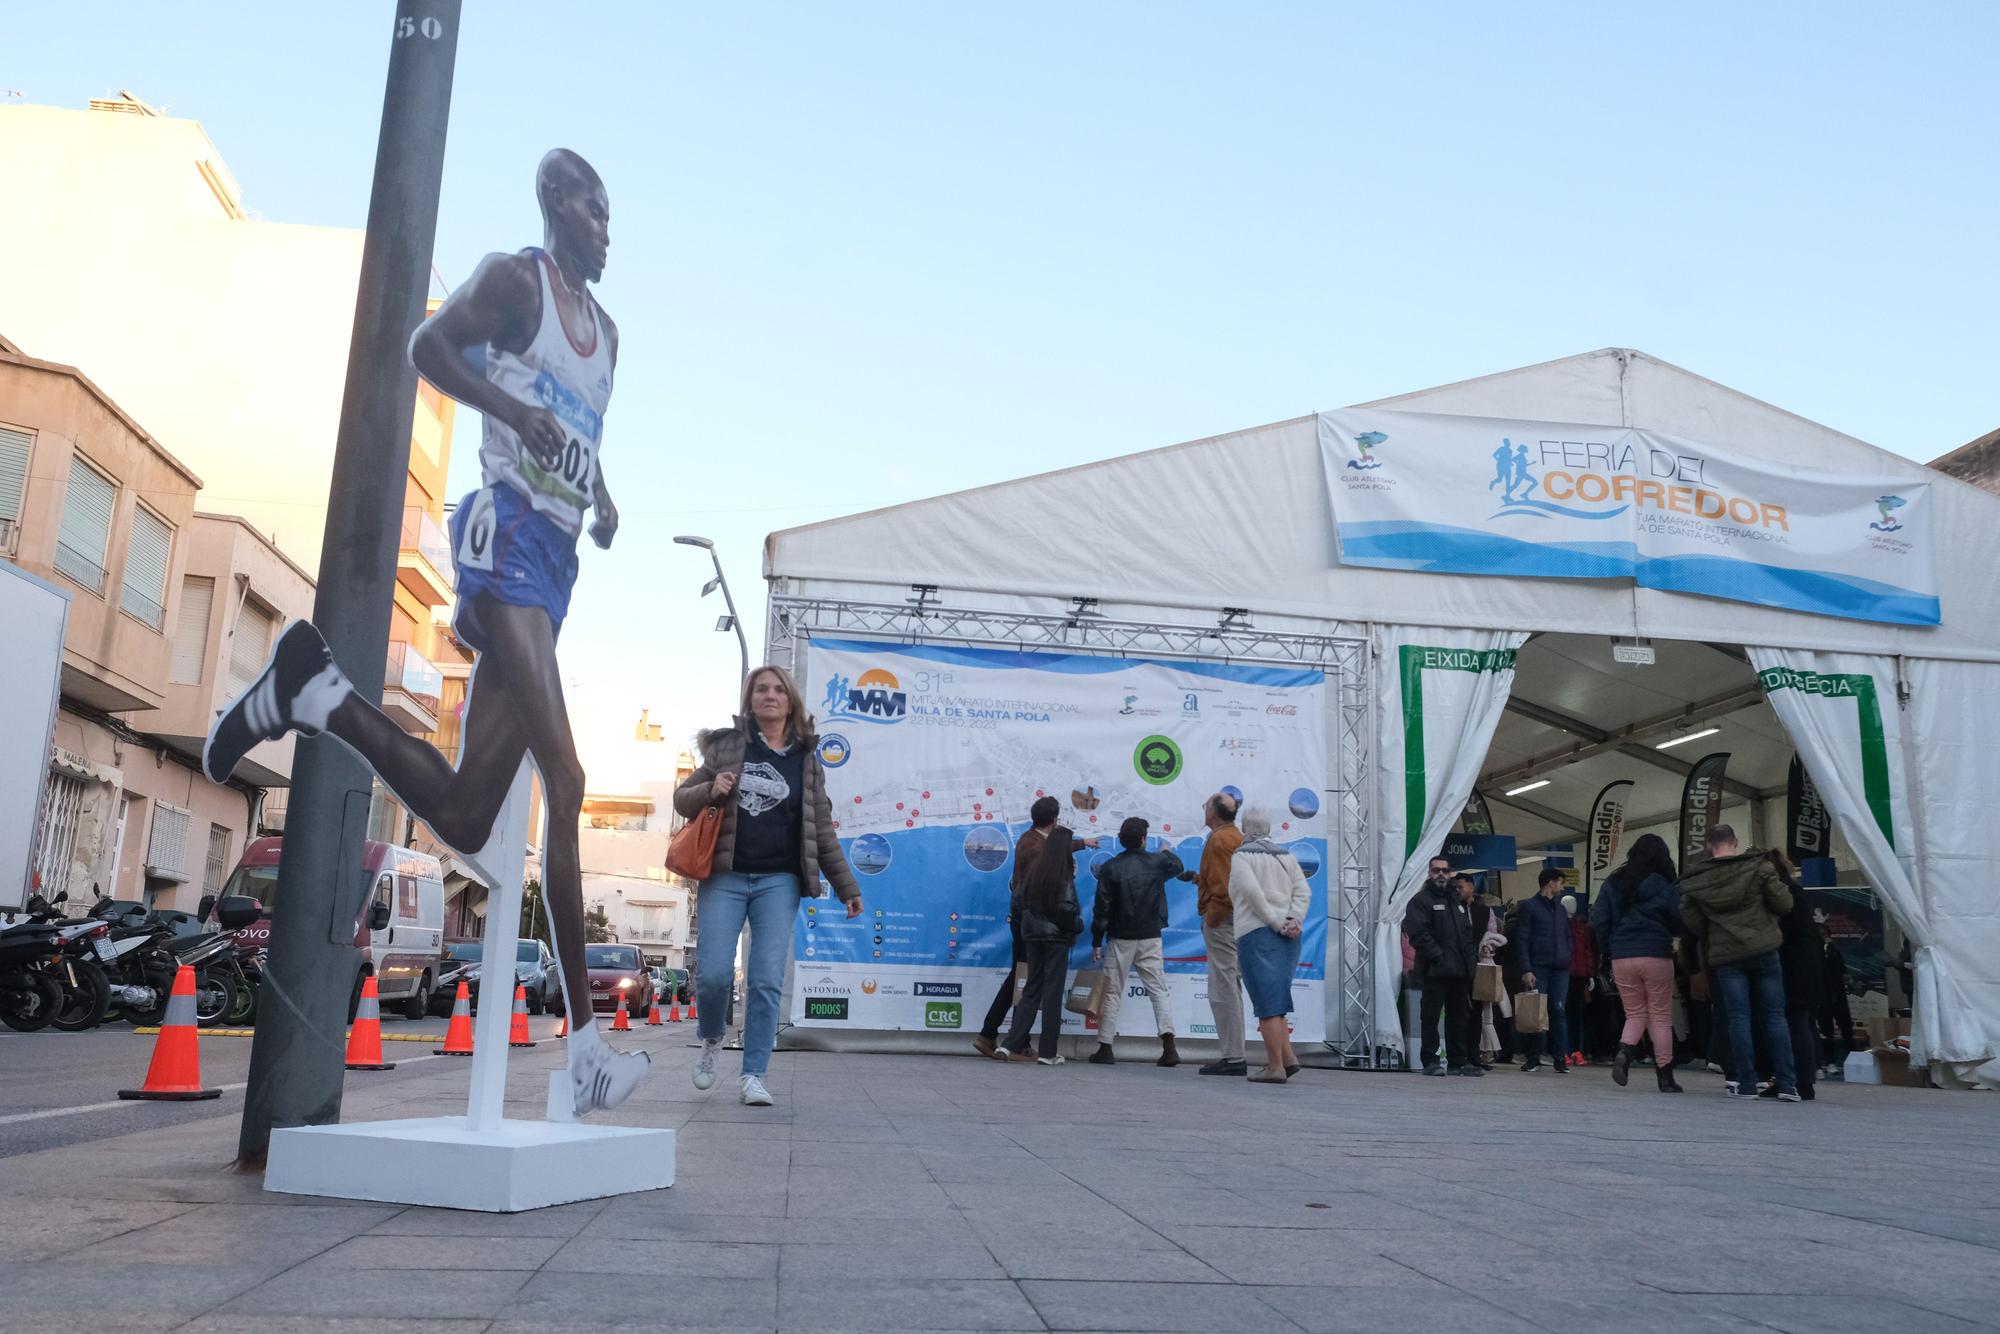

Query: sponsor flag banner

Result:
[1585,780,1634,899]
[1787,756,1832,865]
[795,640,1328,1041]
[1677,753,1731,876]
[1319,409,1939,626]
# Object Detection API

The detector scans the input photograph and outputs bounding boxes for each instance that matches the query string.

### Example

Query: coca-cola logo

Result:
[1266,704,1298,716]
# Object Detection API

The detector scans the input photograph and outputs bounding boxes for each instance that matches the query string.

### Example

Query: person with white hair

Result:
[1226,806,1312,1083]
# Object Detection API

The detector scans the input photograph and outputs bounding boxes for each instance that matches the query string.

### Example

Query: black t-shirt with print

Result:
[732,734,805,875]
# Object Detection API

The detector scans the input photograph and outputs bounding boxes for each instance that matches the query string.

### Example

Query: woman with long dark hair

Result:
[997,824,1085,1065]
[1589,833,1683,1092]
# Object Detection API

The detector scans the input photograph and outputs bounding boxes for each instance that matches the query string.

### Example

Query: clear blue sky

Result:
[11,3,1997,760]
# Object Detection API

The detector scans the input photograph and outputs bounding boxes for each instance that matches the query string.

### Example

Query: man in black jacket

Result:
[1089,817,1189,1067]
[1404,855,1481,1076]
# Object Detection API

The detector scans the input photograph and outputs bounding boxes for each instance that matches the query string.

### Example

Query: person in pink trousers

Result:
[1589,834,1685,1092]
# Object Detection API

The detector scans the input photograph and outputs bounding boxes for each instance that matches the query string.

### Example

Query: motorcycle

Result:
[17,892,117,1031]
[0,915,66,1032]
[88,894,258,1028]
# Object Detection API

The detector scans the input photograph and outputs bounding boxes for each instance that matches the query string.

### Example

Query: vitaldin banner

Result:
[1318,409,1939,626]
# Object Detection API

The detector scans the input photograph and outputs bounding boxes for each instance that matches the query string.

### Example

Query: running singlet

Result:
[477,248,614,537]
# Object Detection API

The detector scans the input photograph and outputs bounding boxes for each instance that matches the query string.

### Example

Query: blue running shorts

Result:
[448,484,580,651]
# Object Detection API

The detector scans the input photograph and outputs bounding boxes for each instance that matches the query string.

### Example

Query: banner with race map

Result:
[792,640,1328,1042]
[1318,409,1939,626]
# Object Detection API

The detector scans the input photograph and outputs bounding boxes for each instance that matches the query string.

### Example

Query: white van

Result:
[225,837,447,1019]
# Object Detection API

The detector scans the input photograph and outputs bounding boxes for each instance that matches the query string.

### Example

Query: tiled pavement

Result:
[4,1023,1997,1332]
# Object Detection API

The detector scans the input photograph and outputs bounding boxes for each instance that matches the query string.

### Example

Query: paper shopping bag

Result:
[1472,962,1504,1005]
[1065,969,1108,1018]
[1515,989,1549,1034]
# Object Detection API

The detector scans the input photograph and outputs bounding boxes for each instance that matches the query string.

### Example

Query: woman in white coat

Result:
[1227,807,1313,1083]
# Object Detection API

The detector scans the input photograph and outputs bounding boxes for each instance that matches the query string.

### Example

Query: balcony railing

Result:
[385,640,443,716]
[54,540,107,594]
[400,508,452,576]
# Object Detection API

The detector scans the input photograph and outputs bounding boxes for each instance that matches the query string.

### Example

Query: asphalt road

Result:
[0,1011,569,1160]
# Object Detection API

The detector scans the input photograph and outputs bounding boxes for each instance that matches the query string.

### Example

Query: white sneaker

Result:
[693,1038,721,1091]
[1037,1055,1066,1066]
[740,1074,774,1106]
[568,1032,651,1115]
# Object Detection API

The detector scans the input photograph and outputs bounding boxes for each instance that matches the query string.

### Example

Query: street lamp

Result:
[674,535,749,684]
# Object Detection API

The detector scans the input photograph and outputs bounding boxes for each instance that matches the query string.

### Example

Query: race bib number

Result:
[456,487,498,573]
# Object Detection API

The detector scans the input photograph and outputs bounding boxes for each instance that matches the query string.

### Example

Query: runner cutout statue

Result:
[204,149,649,1116]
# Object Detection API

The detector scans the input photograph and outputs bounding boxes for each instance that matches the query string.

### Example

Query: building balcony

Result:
[381,640,442,734]
[396,507,453,607]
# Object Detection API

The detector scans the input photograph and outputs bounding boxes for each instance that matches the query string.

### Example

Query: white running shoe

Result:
[1037,1055,1066,1066]
[740,1074,774,1107]
[203,621,352,782]
[568,1032,651,1116]
[693,1039,722,1090]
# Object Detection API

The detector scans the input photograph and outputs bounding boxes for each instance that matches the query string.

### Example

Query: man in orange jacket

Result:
[1196,793,1247,1076]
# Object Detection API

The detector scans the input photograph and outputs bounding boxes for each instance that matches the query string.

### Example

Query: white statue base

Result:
[263,762,674,1212]
[264,1114,674,1212]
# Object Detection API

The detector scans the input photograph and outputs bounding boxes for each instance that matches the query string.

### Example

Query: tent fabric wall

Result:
[1371,626,1526,1052]
[1748,648,1996,1086]
[1902,658,2000,1085]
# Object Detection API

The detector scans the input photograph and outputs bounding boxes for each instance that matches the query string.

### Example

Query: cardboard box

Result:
[1865,1016,1911,1048]
[1869,1047,1920,1087]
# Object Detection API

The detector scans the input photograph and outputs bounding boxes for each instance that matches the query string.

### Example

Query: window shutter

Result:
[0,427,29,543]
[171,576,215,685]
[226,602,276,698]
[205,823,232,892]
[146,803,193,881]
[119,507,172,629]
[55,456,116,593]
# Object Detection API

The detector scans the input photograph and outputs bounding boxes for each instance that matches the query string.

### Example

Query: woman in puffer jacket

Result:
[1227,807,1313,1085]
[1589,834,1684,1092]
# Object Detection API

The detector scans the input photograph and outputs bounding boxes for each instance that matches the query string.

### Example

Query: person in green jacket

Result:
[1679,825,1799,1102]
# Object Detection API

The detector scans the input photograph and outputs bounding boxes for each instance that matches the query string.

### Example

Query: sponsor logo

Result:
[914,982,962,998]
[1347,430,1387,472]
[816,732,852,768]
[1871,494,1907,533]
[803,980,851,997]
[1190,1022,1217,1036]
[1134,734,1183,786]
[924,1001,963,1029]
[1119,694,1138,715]
[1182,693,1201,715]
[1487,436,1794,537]
[823,668,907,724]
[804,996,850,1021]
[860,978,878,995]
[1266,703,1298,716]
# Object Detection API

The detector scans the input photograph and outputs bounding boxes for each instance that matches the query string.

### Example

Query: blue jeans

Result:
[1715,950,1795,1093]
[1525,967,1569,1065]
[695,870,800,1077]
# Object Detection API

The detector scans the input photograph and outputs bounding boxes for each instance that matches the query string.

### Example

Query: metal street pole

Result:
[674,535,750,682]
[238,0,461,1168]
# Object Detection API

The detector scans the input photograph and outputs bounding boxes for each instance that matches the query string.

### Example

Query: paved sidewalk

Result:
[4,1025,1997,1333]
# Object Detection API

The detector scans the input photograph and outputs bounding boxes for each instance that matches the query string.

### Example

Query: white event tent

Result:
[764,349,2000,1088]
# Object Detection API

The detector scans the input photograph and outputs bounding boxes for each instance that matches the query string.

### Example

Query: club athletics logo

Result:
[1134,735,1182,785]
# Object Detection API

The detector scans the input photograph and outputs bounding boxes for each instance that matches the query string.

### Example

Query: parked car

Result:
[584,943,653,1016]
[221,837,446,1021]
[436,937,560,1015]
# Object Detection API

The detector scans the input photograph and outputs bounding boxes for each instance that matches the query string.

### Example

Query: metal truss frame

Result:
[768,593,1379,1063]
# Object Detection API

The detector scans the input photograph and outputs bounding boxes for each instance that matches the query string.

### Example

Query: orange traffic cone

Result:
[611,994,631,1031]
[509,985,537,1048]
[345,976,397,1071]
[666,1000,682,1023]
[434,980,475,1055]
[555,1011,568,1038]
[119,966,221,1101]
[645,997,663,1026]
[687,997,698,1022]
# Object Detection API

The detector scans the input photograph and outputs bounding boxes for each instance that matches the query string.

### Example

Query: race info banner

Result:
[1318,409,1939,626]
[793,640,1328,1042]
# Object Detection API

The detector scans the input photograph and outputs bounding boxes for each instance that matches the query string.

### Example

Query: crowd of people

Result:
[1401,822,1856,1100]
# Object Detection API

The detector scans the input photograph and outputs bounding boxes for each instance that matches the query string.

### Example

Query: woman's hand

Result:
[845,897,864,919]
[712,771,738,799]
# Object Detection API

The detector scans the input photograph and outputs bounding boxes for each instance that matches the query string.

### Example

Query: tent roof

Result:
[767,348,2000,662]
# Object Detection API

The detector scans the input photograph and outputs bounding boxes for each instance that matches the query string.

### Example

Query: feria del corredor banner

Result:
[1317,409,1939,626]
[793,640,1328,1043]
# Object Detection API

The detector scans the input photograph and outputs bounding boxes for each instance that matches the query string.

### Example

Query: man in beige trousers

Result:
[1197,793,1248,1076]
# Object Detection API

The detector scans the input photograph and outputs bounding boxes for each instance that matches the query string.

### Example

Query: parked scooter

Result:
[0,913,66,1032]
[15,892,118,1031]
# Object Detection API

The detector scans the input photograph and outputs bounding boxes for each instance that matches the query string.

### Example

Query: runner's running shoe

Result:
[203,621,351,782]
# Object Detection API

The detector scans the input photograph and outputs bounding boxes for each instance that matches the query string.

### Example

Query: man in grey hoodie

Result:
[1679,824,1799,1101]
